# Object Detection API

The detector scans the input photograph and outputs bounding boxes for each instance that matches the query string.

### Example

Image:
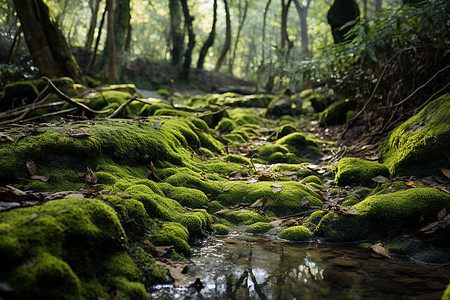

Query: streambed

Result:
[150,234,449,299]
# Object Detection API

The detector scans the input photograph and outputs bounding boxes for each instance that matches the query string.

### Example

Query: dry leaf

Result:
[156,258,189,288]
[249,198,264,208]
[31,174,49,182]
[405,181,415,186]
[271,184,284,193]
[301,197,309,208]
[437,208,447,221]
[372,175,389,183]
[214,209,230,214]
[340,207,358,216]
[117,194,132,199]
[68,132,92,138]
[26,160,37,176]
[85,167,98,184]
[371,243,389,257]
[247,178,258,185]
[0,185,27,202]
[441,168,450,179]
[76,171,87,177]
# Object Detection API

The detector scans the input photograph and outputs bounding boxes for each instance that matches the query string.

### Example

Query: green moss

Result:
[130,247,165,285]
[259,144,289,157]
[245,222,274,234]
[154,108,193,118]
[276,124,298,140]
[278,226,313,241]
[139,102,173,116]
[201,159,249,175]
[152,222,190,255]
[441,284,450,300]
[2,81,38,109]
[80,279,108,299]
[214,118,236,134]
[159,183,208,208]
[303,175,322,185]
[369,181,409,196]
[319,98,357,126]
[208,201,226,213]
[341,194,361,207]
[268,152,285,164]
[167,173,223,196]
[304,211,328,232]
[222,210,271,225]
[275,133,322,160]
[334,157,390,187]
[224,154,251,165]
[227,108,265,127]
[222,133,246,144]
[218,181,322,217]
[212,224,229,235]
[380,95,450,177]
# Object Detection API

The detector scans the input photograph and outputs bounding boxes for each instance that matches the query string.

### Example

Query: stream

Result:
[150,234,449,300]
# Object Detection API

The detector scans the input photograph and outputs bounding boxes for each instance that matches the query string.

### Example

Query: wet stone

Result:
[329,257,360,268]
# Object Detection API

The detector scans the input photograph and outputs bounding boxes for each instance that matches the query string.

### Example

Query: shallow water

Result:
[150,234,449,299]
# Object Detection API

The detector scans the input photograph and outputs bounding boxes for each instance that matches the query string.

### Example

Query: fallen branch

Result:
[42,77,111,115]
[106,95,137,119]
[0,101,65,120]
[196,106,229,118]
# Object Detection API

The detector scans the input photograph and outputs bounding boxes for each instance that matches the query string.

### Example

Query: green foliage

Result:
[278,226,313,242]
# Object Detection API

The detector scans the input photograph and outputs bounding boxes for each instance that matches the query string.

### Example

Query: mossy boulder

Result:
[278,226,313,241]
[245,222,274,234]
[275,132,323,161]
[319,97,357,126]
[300,88,337,113]
[212,224,229,235]
[316,188,450,242]
[275,124,298,140]
[221,210,271,225]
[265,93,293,118]
[379,95,450,177]
[334,157,390,187]
[1,81,39,110]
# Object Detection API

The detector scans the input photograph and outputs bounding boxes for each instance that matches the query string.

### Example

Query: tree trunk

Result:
[87,4,107,72]
[114,0,131,81]
[12,0,84,83]
[278,0,293,90]
[256,0,272,92]
[106,0,116,84]
[215,0,231,72]
[375,0,382,12]
[180,0,195,81]
[85,0,102,52]
[229,0,248,75]
[197,0,217,70]
[169,0,184,65]
[293,0,311,57]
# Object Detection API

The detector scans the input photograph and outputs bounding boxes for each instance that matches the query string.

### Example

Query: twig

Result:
[0,110,29,126]
[42,77,111,114]
[22,108,78,122]
[0,101,65,120]
[196,106,229,118]
[106,95,137,119]
[338,47,416,141]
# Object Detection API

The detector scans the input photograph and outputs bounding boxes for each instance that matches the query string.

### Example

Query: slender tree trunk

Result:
[12,0,84,83]
[375,0,382,12]
[85,0,102,52]
[229,0,248,75]
[106,0,116,84]
[180,0,195,81]
[278,0,293,90]
[256,0,272,92]
[197,0,217,70]
[87,4,107,72]
[215,0,231,72]
[114,0,131,81]
[363,0,368,18]
[293,0,311,57]
[169,0,184,65]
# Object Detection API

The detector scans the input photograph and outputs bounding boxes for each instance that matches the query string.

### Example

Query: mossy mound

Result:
[265,93,293,118]
[1,80,39,110]
[334,157,390,187]
[278,226,313,241]
[274,132,323,162]
[218,181,322,217]
[212,224,229,235]
[220,210,271,225]
[316,188,450,243]
[245,222,274,234]
[0,198,155,299]
[319,97,357,126]
[300,88,337,113]
[275,124,298,140]
[379,95,450,177]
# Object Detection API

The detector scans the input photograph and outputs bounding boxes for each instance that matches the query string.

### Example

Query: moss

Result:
[167,173,223,197]
[139,102,173,116]
[80,279,108,299]
[107,276,147,300]
[224,154,251,165]
[334,157,390,187]
[201,159,249,175]
[441,284,450,300]
[380,95,450,177]
[304,211,328,232]
[130,247,165,285]
[212,224,229,235]
[317,188,450,242]
[278,226,313,241]
[341,194,361,207]
[2,81,38,109]
[222,133,246,144]
[218,181,322,217]
[259,144,289,157]
[268,152,284,164]
[159,183,208,208]
[276,124,298,140]
[152,222,190,255]
[214,118,236,134]
[275,132,322,160]
[208,201,226,213]
[245,222,274,234]
[227,108,265,127]
[319,97,357,126]
[154,108,193,118]
[369,181,409,196]
[303,175,322,185]
[190,118,211,132]
[86,90,133,111]
[222,210,271,225]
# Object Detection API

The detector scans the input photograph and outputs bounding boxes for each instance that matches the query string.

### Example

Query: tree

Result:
[197,0,217,70]
[85,0,102,52]
[215,0,231,72]
[180,0,195,81]
[106,0,116,84]
[12,0,84,83]
[229,0,248,75]
[169,0,183,65]
[292,0,312,57]
[256,0,272,92]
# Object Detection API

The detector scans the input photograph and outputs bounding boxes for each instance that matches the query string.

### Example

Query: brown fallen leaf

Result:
[339,207,358,216]
[0,186,27,202]
[31,174,50,182]
[117,194,132,199]
[441,168,450,179]
[85,167,98,184]
[214,209,231,214]
[68,132,92,138]
[301,197,309,208]
[372,175,389,183]
[249,198,264,208]
[371,243,389,258]
[76,171,87,177]
[405,181,415,187]
[0,132,14,143]
[156,258,189,288]
[271,184,284,193]
[437,208,447,221]
[26,160,37,176]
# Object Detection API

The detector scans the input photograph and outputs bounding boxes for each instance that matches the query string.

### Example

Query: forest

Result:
[0,0,449,299]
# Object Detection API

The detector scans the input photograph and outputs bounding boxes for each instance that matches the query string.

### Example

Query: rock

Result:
[319,97,357,126]
[278,225,313,241]
[379,94,450,177]
[334,157,390,187]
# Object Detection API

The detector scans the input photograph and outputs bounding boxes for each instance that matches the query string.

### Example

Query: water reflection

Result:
[150,234,449,299]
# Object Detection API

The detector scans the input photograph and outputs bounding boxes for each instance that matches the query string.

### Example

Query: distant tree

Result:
[169,0,183,65]
[106,0,116,84]
[12,0,84,83]
[180,0,195,81]
[85,0,102,52]
[215,0,231,72]
[197,0,217,70]
[292,0,312,57]
[229,0,248,75]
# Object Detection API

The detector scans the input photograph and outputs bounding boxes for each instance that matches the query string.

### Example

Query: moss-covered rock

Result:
[1,80,39,109]
[212,224,229,235]
[278,226,313,241]
[151,222,190,255]
[319,97,357,126]
[221,210,271,225]
[275,132,322,161]
[334,157,390,187]
[442,284,450,300]
[275,124,298,140]
[379,95,450,177]
[245,222,274,234]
